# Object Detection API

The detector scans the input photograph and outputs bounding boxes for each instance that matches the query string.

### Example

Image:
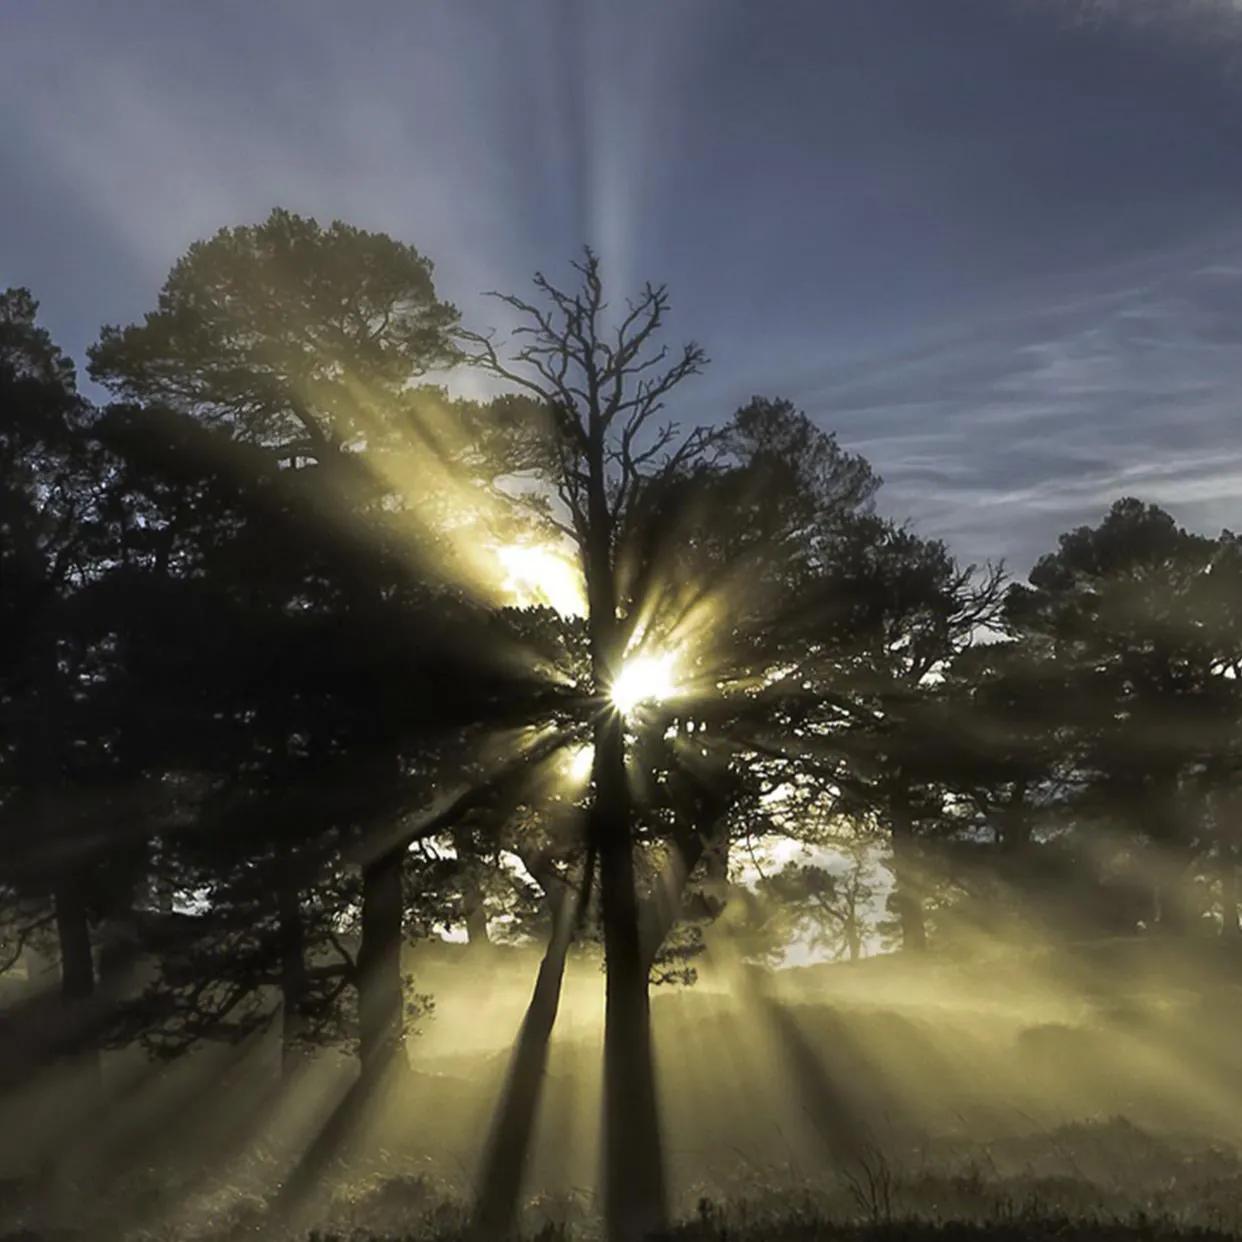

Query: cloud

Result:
[796,236,1242,573]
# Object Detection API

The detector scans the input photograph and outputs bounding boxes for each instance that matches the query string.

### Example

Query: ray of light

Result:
[564,742,596,784]
[495,541,587,617]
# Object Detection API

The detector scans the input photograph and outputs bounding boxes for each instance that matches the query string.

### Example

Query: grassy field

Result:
[3,938,1241,1240]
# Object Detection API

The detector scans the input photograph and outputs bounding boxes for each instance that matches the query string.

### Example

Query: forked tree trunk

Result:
[472,878,578,1240]
[357,843,406,1078]
[594,711,666,1242]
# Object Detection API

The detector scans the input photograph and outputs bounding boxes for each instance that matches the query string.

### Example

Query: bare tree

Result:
[461,249,710,1242]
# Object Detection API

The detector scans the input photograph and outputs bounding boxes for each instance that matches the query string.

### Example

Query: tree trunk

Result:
[1220,848,1240,937]
[594,711,667,1242]
[275,845,407,1210]
[889,792,926,952]
[357,844,406,1078]
[580,387,667,1241]
[1148,784,1195,935]
[277,882,309,1074]
[845,918,861,963]
[464,883,491,948]
[472,881,577,1240]
[999,782,1032,857]
[53,872,101,1089]
[1153,880,1191,934]
[1152,840,1195,936]
[638,793,732,968]
[703,833,729,894]
[147,838,175,914]
[453,825,492,948]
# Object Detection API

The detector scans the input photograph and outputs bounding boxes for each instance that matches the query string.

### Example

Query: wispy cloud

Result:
[799,240,1242,572]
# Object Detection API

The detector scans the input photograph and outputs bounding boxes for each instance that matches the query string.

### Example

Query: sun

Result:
[610,652,679,716]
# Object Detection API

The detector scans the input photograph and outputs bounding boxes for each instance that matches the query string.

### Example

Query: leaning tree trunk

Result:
[357,843,406,1078]
[472,878,578,1240]
[53,870,102,1092]
[594,710,667,1242]
[889,790,926,952]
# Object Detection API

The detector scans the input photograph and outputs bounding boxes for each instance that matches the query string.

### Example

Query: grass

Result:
[6,940,1242,1240]
[3,1117,1242,1241]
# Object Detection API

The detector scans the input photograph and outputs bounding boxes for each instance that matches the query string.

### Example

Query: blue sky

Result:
[7,0,1242,573]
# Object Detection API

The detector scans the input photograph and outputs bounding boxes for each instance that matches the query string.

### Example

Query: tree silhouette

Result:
[82,214,572,1101]
[463,250,712,1241]
[89,209,458,457]
[1007,498,1242,935]
[0,289,124,1091]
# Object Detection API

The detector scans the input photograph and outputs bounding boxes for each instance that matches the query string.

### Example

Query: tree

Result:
[462,251,710,1241]
[604,398,1006,955]
[1005,498,1242,934]
[0,289,123,1090]
[725,510,1002,951]
[736,848,878,965]
[87,208,466,1061]
[462,258,904,1232]
[89,209,458,460]
[84,212,563,1099]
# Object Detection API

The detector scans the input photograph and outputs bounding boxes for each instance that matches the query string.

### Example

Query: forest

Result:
[4,210,1242,1242]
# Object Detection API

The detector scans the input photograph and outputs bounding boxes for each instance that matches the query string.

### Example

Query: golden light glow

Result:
[610,652,679,716]
[564,742,595,782]
[495,542,587,617]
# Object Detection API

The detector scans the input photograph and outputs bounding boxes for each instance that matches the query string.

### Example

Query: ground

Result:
[3,937,1241,1240]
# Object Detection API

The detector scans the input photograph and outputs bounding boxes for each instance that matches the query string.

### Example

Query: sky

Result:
[7,0,1242,575]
